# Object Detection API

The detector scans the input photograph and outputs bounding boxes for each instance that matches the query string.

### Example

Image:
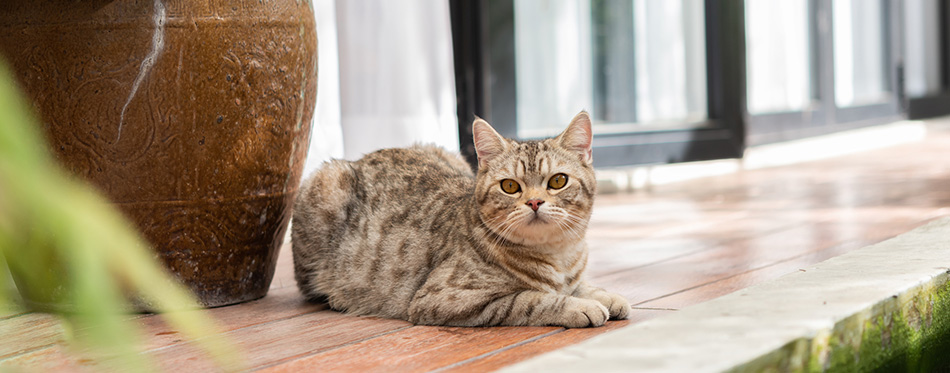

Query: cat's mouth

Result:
[526,213,548,225]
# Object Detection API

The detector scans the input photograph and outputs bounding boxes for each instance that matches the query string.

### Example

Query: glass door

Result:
[451,0,906,167]
[451,0,746,168]
[745,0,903,146]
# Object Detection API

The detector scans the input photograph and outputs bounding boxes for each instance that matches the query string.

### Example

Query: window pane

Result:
[745,0,812,114]
[514,0,594,137]
[592,0,637,123]
[631,0,706,124]
[513,0,706,138]
[833,0,889,107]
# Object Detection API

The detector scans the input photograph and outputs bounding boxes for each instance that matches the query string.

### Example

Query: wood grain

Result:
[440,310,671,372]
[0,313,64,359]
[637,217,943,309]
[261,325,560,372]
[134,286,323,350]
[148,311,411,371]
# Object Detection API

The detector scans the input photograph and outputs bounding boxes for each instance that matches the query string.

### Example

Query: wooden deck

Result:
[4,121,950,371]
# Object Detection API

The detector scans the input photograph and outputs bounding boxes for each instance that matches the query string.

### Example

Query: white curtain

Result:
[633,0,706,123]
[745,0,811,114]
[833,0,888,107]
[303,0,345,178]
[303,0,459,176]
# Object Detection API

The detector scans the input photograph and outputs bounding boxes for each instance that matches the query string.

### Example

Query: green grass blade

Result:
[0,58,242,371]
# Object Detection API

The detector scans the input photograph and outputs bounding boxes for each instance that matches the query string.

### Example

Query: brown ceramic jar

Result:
[0,0,317,307]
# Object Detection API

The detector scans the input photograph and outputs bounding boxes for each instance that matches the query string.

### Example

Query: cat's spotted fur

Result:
[291,112,630,327]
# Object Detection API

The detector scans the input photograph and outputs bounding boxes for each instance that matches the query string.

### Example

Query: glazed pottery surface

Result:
[0,0,317,307]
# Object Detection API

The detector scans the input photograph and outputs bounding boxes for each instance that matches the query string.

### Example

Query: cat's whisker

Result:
[484,212,522,246]
[483,214,507,230]
[553,216,583,241]
[548,209,586,241]
[502,212,526,238]
[559,210,589,228]
[561,214,586,229]
[487,212,523,250]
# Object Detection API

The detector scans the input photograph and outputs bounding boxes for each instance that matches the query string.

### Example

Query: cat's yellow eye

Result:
[500,179,521,194]
[548,173,568,189]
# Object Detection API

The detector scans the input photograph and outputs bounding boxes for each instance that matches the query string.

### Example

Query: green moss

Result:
[735,272,950,372]
[821,273,950,372]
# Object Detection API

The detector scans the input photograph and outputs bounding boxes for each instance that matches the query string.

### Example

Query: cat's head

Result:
[473,111,596,247]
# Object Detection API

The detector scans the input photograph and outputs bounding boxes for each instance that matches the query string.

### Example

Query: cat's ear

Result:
[472,117,508,169]
[556,111,593,164]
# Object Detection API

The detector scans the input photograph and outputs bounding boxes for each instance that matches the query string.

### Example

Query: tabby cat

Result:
[291,111,630,327]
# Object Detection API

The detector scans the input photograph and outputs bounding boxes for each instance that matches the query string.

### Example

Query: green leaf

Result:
[0,58,241,371]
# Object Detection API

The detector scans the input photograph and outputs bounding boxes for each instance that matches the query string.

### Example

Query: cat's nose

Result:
[526,199,545,211]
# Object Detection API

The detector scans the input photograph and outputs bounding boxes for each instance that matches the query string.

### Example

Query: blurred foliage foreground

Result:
[0,61,240,370]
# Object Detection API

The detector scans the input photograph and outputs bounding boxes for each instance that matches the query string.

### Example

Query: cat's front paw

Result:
[557,297,609,328]
[592,291,631,320]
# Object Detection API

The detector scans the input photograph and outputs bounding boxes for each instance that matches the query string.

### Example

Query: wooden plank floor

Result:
[4,121,950,371]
